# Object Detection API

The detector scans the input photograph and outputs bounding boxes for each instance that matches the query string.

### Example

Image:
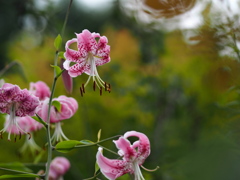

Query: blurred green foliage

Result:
[1,0,240,180]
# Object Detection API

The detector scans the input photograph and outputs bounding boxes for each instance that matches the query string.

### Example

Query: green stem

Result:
[232,33,240,62]
[97,144,119,156]
[74,135,121,148]
[44,1,73,179]
[44,76,58,180]
[0,167,41,177]
[61,0,73,41]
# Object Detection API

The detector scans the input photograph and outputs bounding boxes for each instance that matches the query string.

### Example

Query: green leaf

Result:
[54,34,62,50]
[32,114,47,127]
[55,140,80,153]
[79,140,94,145]
[97,129,101,142]
[0,174,40,179]
[94,161,100,174]
[50,65,63,77]
[0,162,32,172]
[52,100,61,112]
[58,51,65,59]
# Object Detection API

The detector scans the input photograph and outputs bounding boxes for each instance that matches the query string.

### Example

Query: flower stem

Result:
[44,1,73,179]
[61,0,73,41]
[74,135,121,148]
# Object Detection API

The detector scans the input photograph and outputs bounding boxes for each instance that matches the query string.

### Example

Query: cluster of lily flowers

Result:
[0,30,153,180]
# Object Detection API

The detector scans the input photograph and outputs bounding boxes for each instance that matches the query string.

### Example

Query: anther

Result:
[19,131,22,140]
[28,133,32,140]
[100,87,102,96]
[14,137,17,142]
[93,81,96,91]
[0,132,2,139]
[104,82,107,91]
[80,87,83,97]
[108,83,111,93]
[82,84,85,93]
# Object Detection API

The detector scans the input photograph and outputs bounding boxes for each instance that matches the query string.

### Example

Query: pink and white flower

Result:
[96,131,151,180]
[36,95,78,143]
[4,115,43,153]
[0,83,39,140]
[48,156,70,180]
[63,29,111,94]
[29,81,51,101]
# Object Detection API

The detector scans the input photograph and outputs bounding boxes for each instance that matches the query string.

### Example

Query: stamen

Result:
[82,84,85,93]
[108,83,111,93]
[28,133,32,140]
[100,87,102,96]
[80,87,83,97]
[140,165,159,172]
[93,81,96,91]
[19,131,22,140]
[14,136,17,143]
[104,82,107,91]
[0,132,2,139]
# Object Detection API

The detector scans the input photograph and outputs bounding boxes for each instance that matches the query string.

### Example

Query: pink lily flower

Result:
[96,131,151,180]
[63,29,111,94]
[36,157,70,180]
[0,83,39,140]
[29,81,51,101]
[48,156,70,180]
[36,95,78,143]
[4,115,43,153]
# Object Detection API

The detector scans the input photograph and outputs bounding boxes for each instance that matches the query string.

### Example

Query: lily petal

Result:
[96,147,129,180]
[113,137,137,162]
[124,131,151,165]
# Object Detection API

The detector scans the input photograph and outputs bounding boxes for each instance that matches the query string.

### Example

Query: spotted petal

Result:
[124,131,151,165]
[96,147,130,180]
[76,30,100,55]
[64,38,85,62]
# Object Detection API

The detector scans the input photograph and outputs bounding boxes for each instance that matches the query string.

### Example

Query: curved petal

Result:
[76,30,99,55]
[63,60,71,70]
[96,147,129,180]
[29,81,50,101]
[64,38,85,62]
[95,45,110,66]
[124,131,151,165]
[113,137,137,162]
[67,63,89,77]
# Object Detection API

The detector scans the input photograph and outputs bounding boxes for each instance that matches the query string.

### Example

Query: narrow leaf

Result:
[0,162,32,172]
[94,161,100,174]
[58,51,65,59]
[55,140,80,153]
[54,34,62,50]
[50,65,62,77]
[97,129,101,142]
[52,100,61,112]
[32,114,47,127]
[79,140,94,145]
[0,174,39,179]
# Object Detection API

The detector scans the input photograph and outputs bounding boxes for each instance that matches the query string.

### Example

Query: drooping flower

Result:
[96,131,151,180]
[29,81,51,101]
[0,83,39,140]
[36,157,70,180]
[4,115,43,152]
[63,29,111,95]
[48,156,71,180]
[36,95,78,144]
